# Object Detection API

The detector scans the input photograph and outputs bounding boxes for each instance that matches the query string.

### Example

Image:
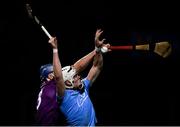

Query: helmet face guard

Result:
[40,64,53,82]
[62,66,84,90]
[62,66,77,89]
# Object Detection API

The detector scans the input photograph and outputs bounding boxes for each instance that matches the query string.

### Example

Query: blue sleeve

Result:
[82,78,92,91]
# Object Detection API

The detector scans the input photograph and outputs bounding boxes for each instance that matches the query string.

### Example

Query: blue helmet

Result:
[40,64,53,81]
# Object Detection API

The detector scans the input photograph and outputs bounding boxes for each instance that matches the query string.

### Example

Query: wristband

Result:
[53,48,58,53]
[95,47,101,53]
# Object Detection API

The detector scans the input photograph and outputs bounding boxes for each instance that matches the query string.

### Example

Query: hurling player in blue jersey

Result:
[48,29,110,126]
[35,46,103,125]
[36,37,104,125]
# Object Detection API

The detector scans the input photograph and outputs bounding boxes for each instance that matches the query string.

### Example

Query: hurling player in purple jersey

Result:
[35,63,61,125]
[48,29,111,126]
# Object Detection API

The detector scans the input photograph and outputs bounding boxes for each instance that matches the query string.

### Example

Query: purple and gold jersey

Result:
[35,80,60,125]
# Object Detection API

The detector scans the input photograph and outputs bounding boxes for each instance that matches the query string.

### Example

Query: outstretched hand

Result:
[95,29,111,52]
[95,29,105,48]
[48,37,58,49]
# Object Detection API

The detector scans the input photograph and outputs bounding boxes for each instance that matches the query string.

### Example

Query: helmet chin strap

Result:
[78,81,84,90]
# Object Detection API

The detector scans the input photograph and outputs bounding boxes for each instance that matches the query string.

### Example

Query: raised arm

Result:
[87,29,110,84]
[73,30,111,74]
[73,50,96,74]
[48,37,65,97]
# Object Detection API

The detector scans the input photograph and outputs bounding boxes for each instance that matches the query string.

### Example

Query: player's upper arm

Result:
[87,66,101,85]
[56,77,65,97]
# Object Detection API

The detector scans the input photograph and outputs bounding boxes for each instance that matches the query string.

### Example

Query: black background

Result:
[1,0,180,126]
